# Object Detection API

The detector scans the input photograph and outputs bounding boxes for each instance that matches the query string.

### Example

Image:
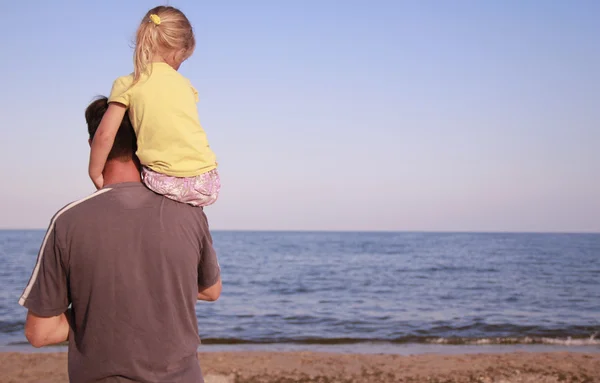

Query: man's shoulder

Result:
[50,187,118,228]
[52,184,206,229]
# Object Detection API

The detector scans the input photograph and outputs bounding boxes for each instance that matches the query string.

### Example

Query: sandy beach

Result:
[1,351,599,382]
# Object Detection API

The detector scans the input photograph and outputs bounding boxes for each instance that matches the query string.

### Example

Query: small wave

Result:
[426,334,600,346]
[0,320,25,333]
[199,333,600,346]
[395,266,500,273]
[6,341,30,346]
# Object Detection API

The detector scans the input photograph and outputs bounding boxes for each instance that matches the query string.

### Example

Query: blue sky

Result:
[0,1,598,232]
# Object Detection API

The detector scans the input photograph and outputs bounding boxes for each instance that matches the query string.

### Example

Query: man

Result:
[19,96,221,382]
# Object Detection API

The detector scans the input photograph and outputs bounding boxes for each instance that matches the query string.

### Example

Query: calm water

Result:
[1,230,599,350]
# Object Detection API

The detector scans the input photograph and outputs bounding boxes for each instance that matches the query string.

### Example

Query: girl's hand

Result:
[91,174,104,190]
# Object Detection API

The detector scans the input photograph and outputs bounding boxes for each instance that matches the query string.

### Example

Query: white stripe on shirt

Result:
[18,188,113,307]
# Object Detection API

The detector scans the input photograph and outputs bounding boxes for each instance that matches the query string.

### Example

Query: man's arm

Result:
[19,218,71,348]
[25,309,71,348]
[198,277,222,301]
[198,212,222,301]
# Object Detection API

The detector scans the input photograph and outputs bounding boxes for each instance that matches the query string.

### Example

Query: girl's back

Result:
[109,62,216,178]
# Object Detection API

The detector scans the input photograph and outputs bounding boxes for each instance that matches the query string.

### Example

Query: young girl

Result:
[89,6,219,207]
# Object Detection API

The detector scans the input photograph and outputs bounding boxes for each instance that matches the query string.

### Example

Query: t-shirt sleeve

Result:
[108,75,134,107]
[19,224,69,317]
[198,212,220,288]
[188,79,199,103]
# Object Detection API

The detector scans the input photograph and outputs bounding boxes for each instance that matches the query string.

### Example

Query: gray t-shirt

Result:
[19,182,220,382]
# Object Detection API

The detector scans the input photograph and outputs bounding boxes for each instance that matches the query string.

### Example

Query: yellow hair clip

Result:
[149,14,161,26]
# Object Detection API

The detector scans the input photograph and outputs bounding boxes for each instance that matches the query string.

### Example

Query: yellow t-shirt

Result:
[108,62,217,177]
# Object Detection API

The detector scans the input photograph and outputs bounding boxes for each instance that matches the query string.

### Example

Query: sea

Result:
[1,230,599,354]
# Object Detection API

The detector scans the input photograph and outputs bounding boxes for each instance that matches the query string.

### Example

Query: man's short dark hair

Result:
[85,97,137,162]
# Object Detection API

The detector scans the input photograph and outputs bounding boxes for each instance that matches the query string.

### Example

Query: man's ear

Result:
[88,139,92,147]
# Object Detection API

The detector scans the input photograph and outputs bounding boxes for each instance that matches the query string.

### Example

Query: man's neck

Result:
[102,159,141,187]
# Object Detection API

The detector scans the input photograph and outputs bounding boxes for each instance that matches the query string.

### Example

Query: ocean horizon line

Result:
[1,228,599,235]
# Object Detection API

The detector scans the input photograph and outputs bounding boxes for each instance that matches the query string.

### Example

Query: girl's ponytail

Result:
[133,15,159,85]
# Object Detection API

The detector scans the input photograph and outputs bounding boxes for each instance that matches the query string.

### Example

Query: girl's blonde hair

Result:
[133,6,196,84]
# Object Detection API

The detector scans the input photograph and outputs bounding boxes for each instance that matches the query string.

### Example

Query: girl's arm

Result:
[88,103,127,189]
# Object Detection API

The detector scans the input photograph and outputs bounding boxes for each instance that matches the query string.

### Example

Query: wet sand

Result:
[1,351,599,382]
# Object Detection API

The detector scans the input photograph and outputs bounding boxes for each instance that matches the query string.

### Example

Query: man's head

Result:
[85,97,137,162]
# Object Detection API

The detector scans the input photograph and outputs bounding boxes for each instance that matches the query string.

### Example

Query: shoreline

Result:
[2,341,599,355]
[1,350,599,382]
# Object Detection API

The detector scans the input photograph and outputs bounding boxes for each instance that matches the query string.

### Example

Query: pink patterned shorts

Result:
[142,167,220,207]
